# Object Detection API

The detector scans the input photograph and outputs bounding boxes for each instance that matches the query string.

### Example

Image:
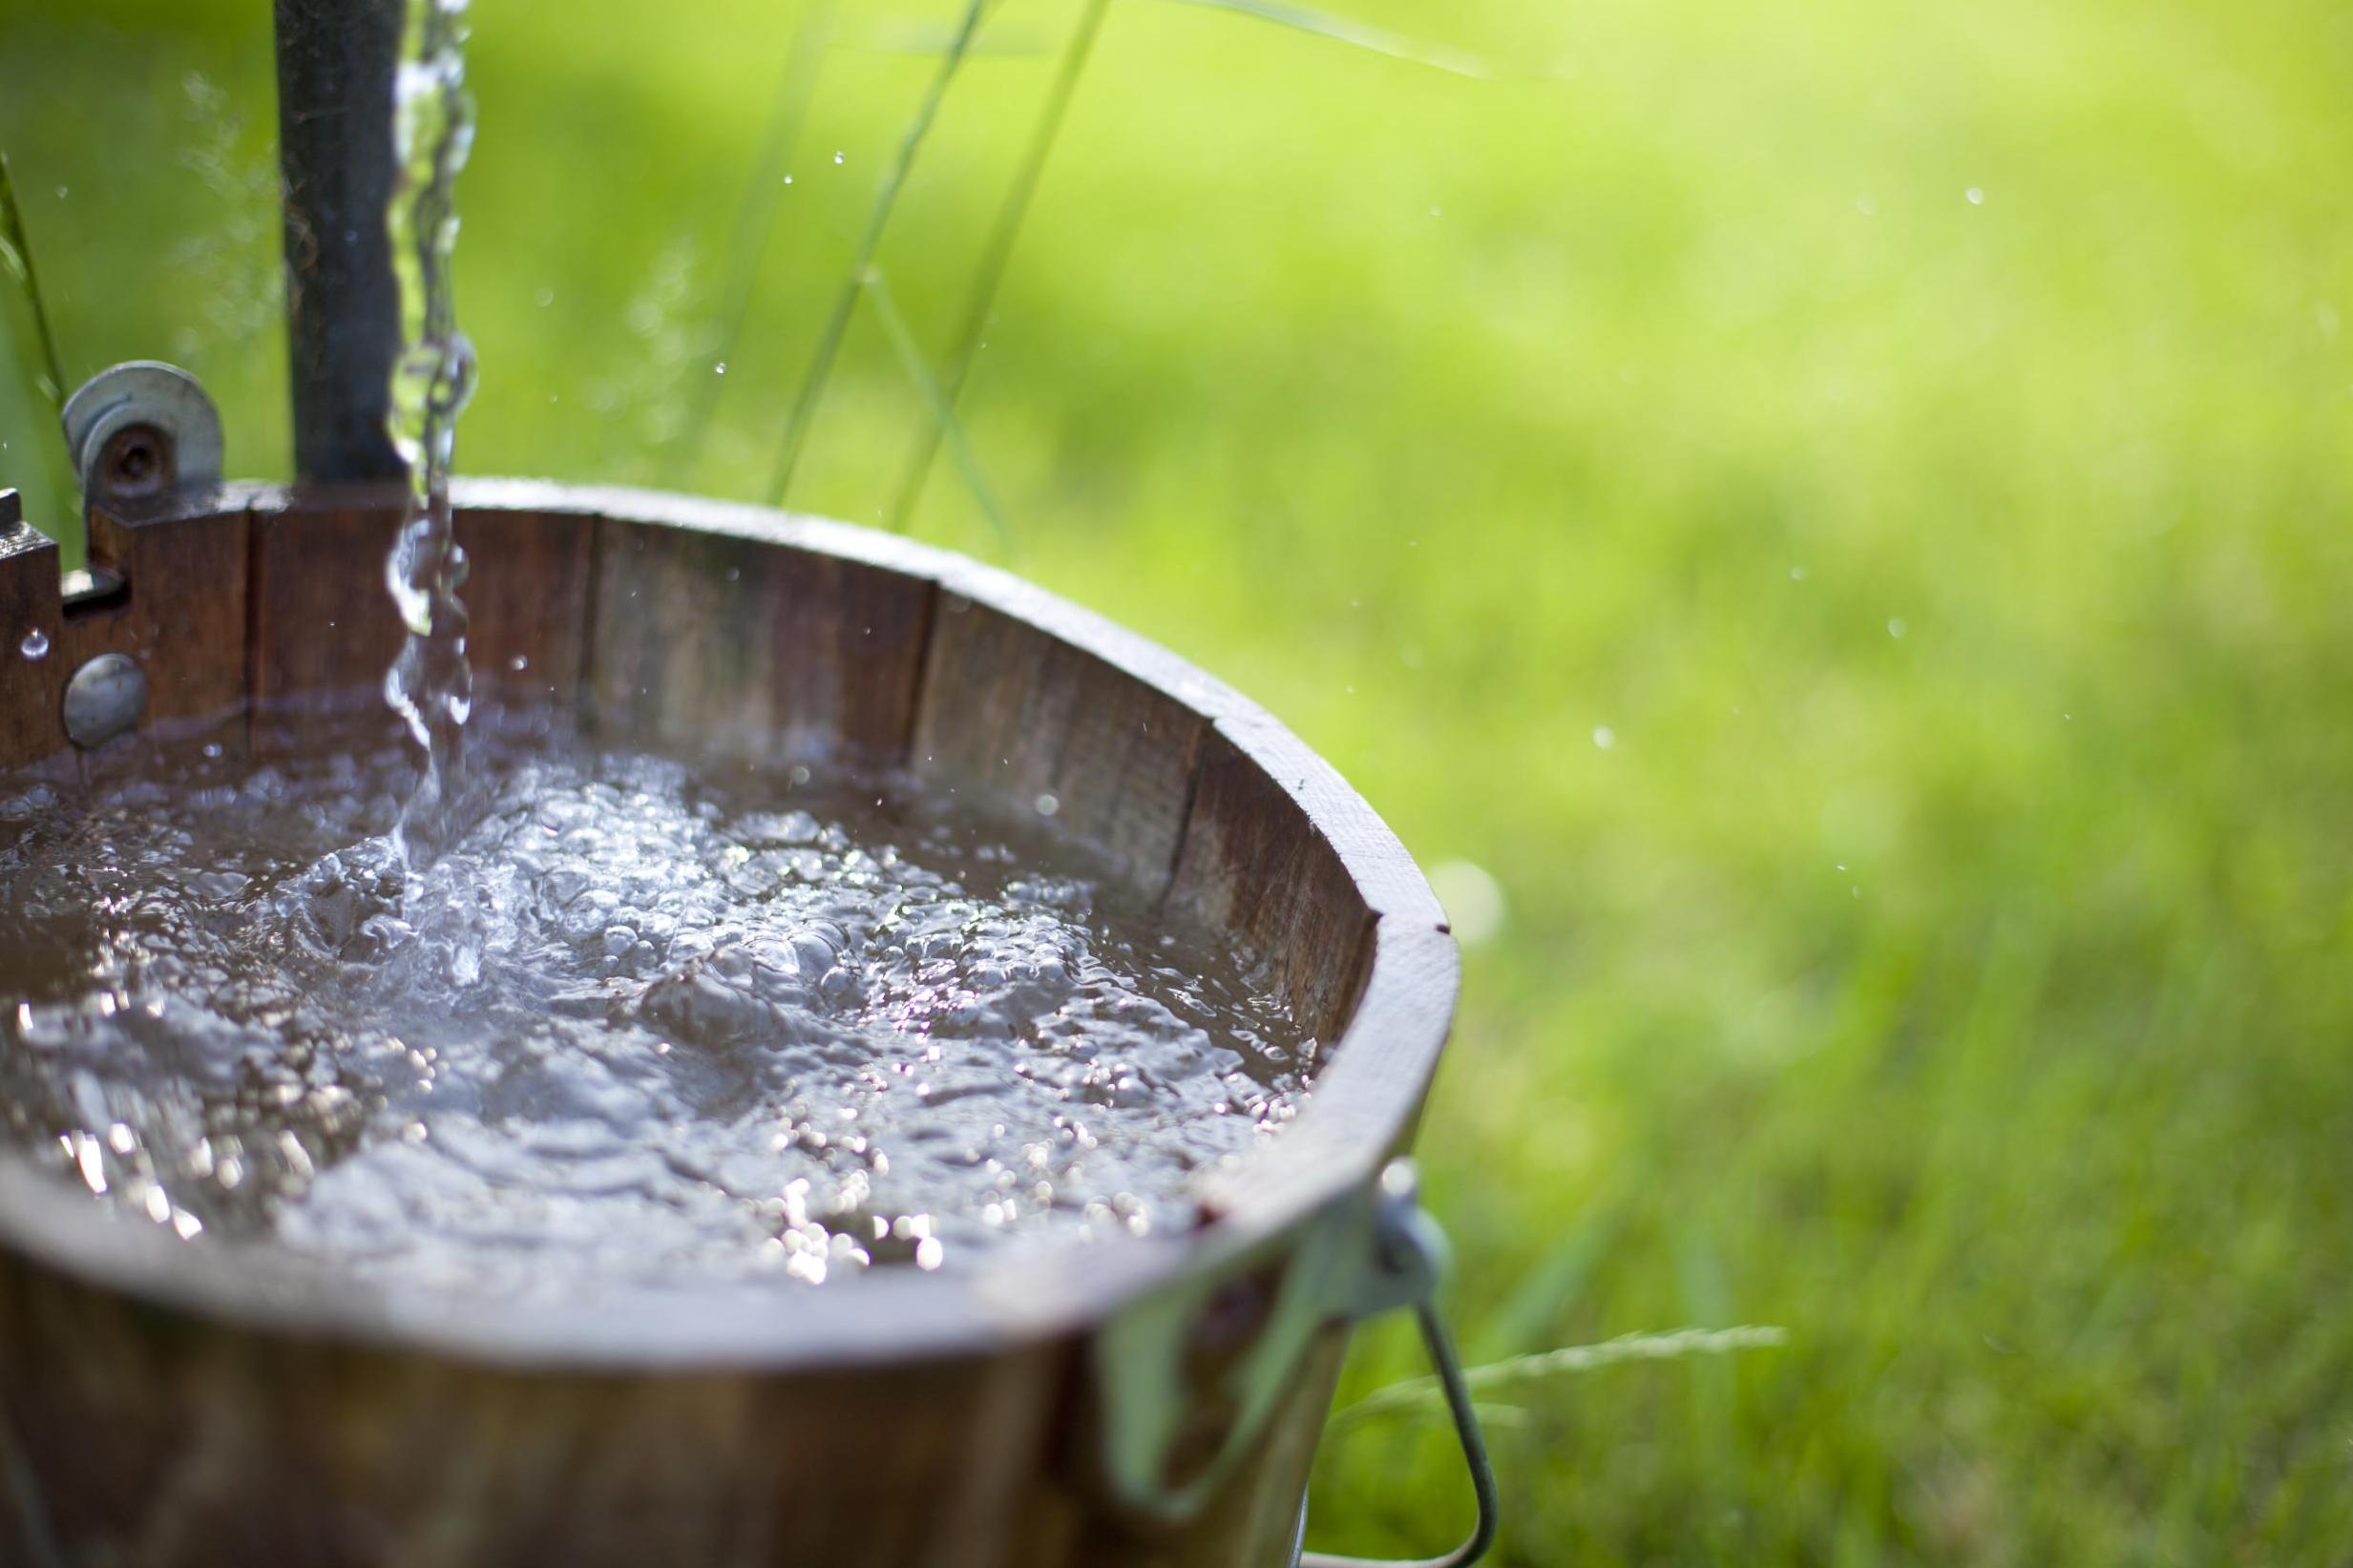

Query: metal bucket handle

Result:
[1095,1160,1499,1566]
[1291,1169,1499,1568]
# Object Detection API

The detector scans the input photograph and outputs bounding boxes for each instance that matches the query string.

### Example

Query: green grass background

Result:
[6,0,2352,1560]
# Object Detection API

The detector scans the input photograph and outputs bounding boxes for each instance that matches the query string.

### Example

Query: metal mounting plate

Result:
[61,362,224,507]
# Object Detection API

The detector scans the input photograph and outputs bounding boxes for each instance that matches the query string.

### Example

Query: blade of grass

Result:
[0,147,82,565]
[860,263,1016,557]
[1151,0,1520,81]
[843,14,1045,56]
[0,150,70,415]
[665,0,839,490]
[1328,1325,1791,1427]
[765,0,992,508]
[886,0,1109,532]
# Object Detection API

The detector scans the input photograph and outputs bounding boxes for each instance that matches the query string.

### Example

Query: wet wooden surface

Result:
[0,1244,1069,1568]
[586,514,933,767]
[911,594,1208,899]
[0,489,250,767]
[245,493,596,749]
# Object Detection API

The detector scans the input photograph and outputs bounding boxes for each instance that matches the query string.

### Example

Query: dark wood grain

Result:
[245,496,403,727]
[85,494,252,734]
[462,506,599,712]
[1166,726,1376,1048]
[247,490,594,745]
[911,593,1208,898]
[0,1244,1073,1568]
[586,514,934,766]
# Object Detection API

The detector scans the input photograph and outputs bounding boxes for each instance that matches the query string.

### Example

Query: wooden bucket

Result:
[0,476,1461,1568]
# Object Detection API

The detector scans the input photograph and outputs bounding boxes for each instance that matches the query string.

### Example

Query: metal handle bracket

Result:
[1292,1165,1498,1568]
[1091,1160,1497,1565]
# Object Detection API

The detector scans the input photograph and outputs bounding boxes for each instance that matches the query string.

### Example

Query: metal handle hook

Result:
[1089,1160,1501,1560]
[1291,1185,1499,1568]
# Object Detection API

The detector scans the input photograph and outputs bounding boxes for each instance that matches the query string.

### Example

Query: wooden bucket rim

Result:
[0,478,1460,1370]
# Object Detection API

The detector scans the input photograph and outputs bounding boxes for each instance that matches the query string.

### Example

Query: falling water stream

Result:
[381,0,479,860]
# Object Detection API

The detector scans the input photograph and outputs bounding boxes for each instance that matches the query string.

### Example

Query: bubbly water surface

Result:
[0,711,1308,1294]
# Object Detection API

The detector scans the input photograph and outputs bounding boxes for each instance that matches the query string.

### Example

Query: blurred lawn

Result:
[7,0,2353,1561]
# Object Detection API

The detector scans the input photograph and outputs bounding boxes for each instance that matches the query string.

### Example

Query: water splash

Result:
[382,0,479,860]
[0,712,1312,1292]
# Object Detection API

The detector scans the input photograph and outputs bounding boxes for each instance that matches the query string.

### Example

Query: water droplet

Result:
[1033,793,1060,818]
[1886,617,1907,638]
[534,286,554,306]
[783,173,794,185]
[507,654,528,672]
[19,629,49,660]
[1789,565,1808,581]
[53,186,67,199]
[832,150,845,165]
[1965,187,1985,205]
[714,361,726,376]
[1856,194,1878,216]
[1591,725,1616,750]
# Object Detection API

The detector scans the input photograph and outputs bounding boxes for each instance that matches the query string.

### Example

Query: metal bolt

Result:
[96,423,172,501]
[61,653,147,749]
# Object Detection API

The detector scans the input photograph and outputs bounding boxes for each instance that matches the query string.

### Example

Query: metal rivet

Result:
[61,653,147,749]
[96,422,173,501]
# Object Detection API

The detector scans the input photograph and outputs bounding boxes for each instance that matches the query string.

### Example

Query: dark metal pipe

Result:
[274,0,406,483]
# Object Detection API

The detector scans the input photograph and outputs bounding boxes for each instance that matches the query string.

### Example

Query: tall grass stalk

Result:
[886,0,1109,531]
[665,0,838,490]
[765,0,992,507]
[1153,0,1512,80]
[0,150,70,414]
[860,264,1014,554]
[1330,1325,1791,1427]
